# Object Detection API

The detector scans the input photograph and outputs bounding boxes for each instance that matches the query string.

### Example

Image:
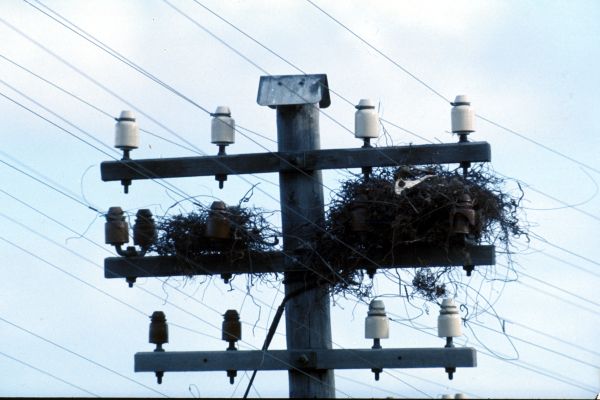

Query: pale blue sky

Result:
[1,0,599,398]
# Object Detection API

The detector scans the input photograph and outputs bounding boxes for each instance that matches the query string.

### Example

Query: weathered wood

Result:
[100,141,491,182]
[134,347,477,372]
[104,245,495,279]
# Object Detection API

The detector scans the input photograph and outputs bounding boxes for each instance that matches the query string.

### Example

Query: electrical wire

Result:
[0,186,449,398]
[0,186,375,396]
[0,208,352,397]
[465,318,598,370]
[304,0,451,104]
[477,114,600,176]
[0,350,100,397]
[0,236,353,399]
[390,316,598,394]
[7,4,596,396]
[0,156,98,212]
[4,82,592,396]
[0,316,169,398]
[23,0,600,241]
[5,80,596,396]
[304,0,600,177]
[2,141,592,396]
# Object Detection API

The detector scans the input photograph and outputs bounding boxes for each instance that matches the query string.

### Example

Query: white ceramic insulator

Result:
[114,110,139,149]
[211,106,235,145]
[451,95,475,134]
[365,299,389,339]
[355,99,379,139]
[365,315,389,339]
[437,298,462,338]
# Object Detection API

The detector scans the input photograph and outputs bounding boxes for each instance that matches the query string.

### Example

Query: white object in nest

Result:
[394,175,435,194]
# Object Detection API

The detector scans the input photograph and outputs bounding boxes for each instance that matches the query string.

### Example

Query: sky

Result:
[1,0,599,398]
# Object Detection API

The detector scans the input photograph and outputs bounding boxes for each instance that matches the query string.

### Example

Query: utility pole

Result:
[101,74,492,398]
[266,75,334,397]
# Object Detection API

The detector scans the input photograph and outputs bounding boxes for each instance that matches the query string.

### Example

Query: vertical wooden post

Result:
[276,103,335,398]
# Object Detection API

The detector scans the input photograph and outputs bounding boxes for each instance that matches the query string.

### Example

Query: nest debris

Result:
[317,164,526,298]
[150,202,280,278]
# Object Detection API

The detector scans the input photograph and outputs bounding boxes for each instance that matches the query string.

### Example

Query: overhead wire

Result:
[0,184,448,398]
[0,155,415,398]
[2,108,588,398]
[304,0,451,104]
[31,0,600,354]
[174,0,600,237]
[7,2,596,396]
[23,2,600,346]
[390,314,598,394]
[0,316,170,398]
[0,233,352,399]
[304,0,600,177]
[465,318,598,370]
[0,155,98,212]
[0,350,99,397]
[0,205,353,397]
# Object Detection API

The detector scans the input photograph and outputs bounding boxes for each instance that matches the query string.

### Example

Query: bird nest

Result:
[151,202,280,272]
[317,164,526,298]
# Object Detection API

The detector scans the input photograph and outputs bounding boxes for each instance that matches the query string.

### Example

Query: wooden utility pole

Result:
[101,74,492,398]
[271,83,334,398]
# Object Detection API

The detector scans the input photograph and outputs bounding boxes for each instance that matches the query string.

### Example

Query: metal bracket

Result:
[257,74,331,108]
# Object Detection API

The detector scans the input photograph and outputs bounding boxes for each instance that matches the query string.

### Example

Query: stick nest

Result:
[318,164,526,298]
[150,203,280,275]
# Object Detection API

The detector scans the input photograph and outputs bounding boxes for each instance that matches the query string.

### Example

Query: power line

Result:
[477,114,600,176]
[390,316,598,394]
[516,280,600,317]
[0,156,99,212]
[5,3,596,394]
[0,52,113,118]
[304,0,600,177]
[530,232,600,269]
[304,0,451,104]
[519,270,600,309]
[0,189,377,396]
[465,319,598,369]
[0,315,169,398]
[0,224,352,398]
[16,0,588,298]
[0,350,100,397]
[0,53,280,190]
